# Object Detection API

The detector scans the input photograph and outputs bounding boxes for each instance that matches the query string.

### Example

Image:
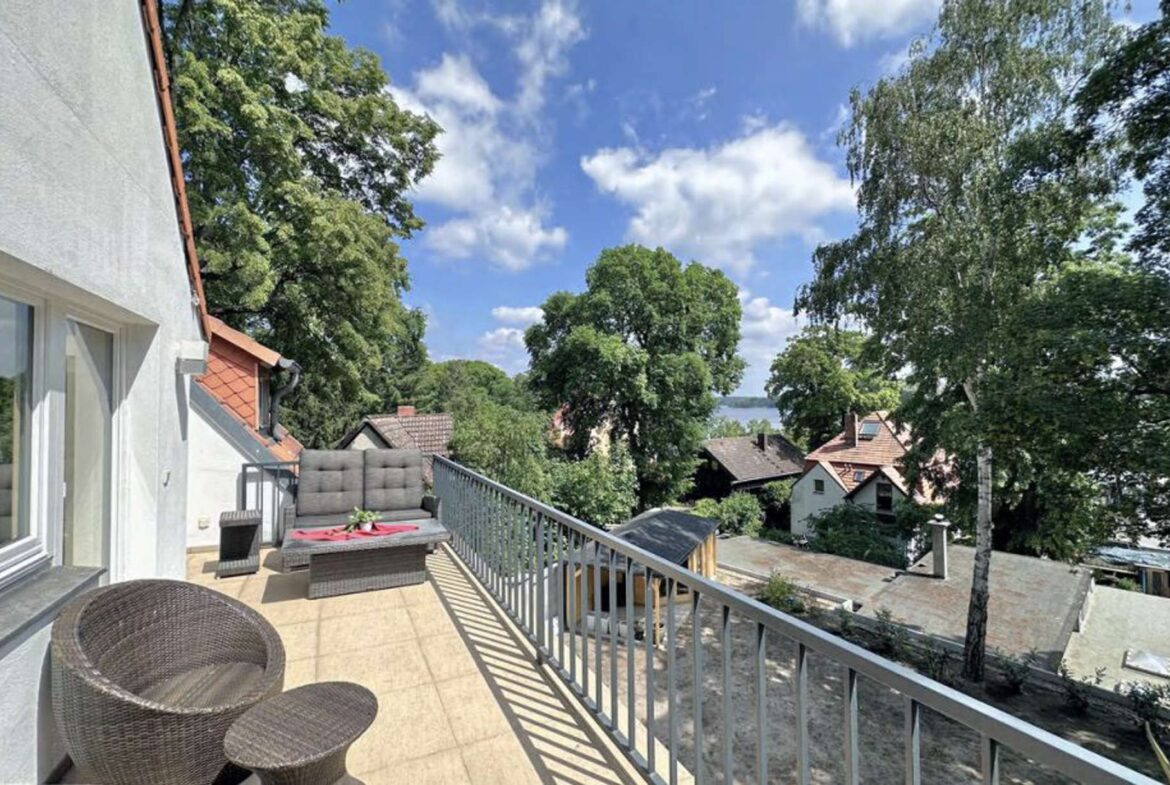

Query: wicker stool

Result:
[224,681,377,785]
[218,509,262,578]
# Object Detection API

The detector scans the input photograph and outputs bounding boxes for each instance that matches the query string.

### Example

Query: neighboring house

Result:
[694,433,805,498]
[790,412,937,536]
[187,316,303,548]
[0,2,207,781]
[1086,544,1170,597]
[337,405,454,480]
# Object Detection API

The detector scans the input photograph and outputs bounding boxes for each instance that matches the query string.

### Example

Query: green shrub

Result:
[1058,660,1104,715]
[547,444,637,529]
[921,639,952,685]
[760,479,794,528]
[1114,577,1143,592]
[874,607,909,659]
[760,573,807,615]
[759,528,799,545]
[692,498,721,519]
[691,493,764,537]
[807,505,910,568]
[998,648,1038,695]
[1117,681,1170,729]
[718,492,765,536]
[836,606,856,639]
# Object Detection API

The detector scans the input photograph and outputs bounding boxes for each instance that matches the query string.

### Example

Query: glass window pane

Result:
[64,321,113,568]
[0,295,33,548]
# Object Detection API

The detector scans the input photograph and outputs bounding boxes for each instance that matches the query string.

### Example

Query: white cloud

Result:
[796,0,938,47]
[878,44,914,75]
[580,123,855,275]
[426,207,566,271]
[737,290,804,395]
[491,306,544,326]
[515,0,586,117]
[476,327,529,374]
[392,1,584,271]
[416,54,501,116]
[687,86,717,120]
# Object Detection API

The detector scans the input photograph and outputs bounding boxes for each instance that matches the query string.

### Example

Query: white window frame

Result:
[58,308,125,578]
[0,282,50,588]
[0,277,127,590]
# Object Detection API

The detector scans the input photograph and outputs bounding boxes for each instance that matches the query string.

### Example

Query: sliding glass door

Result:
[63,320,113,569]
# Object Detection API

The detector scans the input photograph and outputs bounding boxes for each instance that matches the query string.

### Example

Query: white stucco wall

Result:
[187,413,249,550]
[790,464,847,536]
[347,425,387,450]
[187,410,292,547]
[0,2,203,780]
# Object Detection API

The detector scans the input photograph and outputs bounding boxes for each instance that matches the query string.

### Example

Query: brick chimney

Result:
[756,432,767,450]
[397,404,416,417]
[843,412,859,446]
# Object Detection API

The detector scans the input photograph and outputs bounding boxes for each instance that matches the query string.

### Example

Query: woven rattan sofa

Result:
[280,449,439,567]
[51,579,285,785]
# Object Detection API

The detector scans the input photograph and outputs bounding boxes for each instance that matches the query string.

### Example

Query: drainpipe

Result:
[268,357,301,442]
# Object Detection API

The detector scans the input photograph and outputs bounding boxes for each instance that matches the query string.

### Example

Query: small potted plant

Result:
[347,508,379,533]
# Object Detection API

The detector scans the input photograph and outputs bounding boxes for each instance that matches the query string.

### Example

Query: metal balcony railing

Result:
[239,460,298,543]
[433,455,1154,785]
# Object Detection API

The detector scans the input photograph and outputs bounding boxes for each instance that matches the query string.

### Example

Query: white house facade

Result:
[790,461,848,536]
[0,2,206,780]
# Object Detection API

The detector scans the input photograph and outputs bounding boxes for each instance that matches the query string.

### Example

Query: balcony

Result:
[181,546,657,785]
[132,457,1155,785]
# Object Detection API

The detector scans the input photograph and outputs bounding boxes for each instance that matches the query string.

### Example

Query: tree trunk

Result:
[962,441,994,681]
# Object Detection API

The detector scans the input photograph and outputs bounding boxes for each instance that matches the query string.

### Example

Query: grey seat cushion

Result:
[364,450,424,513]
[297,450,364,517]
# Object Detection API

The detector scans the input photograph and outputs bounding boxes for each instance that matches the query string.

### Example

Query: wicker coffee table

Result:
[224,681,376,785]
[280,518,451,599]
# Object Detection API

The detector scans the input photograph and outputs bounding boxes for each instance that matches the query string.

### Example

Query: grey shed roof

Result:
[578,509,718,569]
[1092,544,1170,571]
[703,434,804,485]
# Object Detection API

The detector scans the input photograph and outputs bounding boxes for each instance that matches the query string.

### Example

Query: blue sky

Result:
[326,0,1158,396]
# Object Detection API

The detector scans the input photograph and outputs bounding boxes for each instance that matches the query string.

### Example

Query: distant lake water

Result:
[715,405,780,428]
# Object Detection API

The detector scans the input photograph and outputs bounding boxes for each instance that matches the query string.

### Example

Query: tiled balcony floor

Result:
[186,545,650,785]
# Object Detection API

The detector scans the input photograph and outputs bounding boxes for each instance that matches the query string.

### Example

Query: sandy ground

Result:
[568,571,1157,785]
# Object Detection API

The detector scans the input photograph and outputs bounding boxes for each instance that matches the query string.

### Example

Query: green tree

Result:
[987,259,1170,547]
[547,444,638,529]
[406,360,534,414]
[766,326,900,449]
[449,396,550,500]
[526,245,745,507]
[798,0,1118,680]
[162,0,440,446]
[1077,2,1170,273]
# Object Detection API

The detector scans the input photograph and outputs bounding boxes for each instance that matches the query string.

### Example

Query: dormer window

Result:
[853,470,866,483]
[858,421,880,440]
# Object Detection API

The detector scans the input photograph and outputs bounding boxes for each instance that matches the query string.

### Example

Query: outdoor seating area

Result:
[133,544,652,785]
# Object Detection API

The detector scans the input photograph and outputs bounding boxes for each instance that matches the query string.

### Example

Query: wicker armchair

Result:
[51,579,285,785]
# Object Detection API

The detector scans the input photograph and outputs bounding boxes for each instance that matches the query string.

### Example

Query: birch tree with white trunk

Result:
[797,0,1120,681]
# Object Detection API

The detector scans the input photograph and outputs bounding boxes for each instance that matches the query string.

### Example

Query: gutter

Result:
[139,0,211,340]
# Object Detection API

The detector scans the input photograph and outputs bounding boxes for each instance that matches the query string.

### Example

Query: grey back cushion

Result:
[364,449,424,512]
[297,450,364,516]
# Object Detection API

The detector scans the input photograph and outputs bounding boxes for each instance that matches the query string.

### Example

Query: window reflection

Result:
[0,295,33,548]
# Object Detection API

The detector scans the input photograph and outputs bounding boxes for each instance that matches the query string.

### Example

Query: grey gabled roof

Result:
[577,509,718,569]
[703,433,804,484]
